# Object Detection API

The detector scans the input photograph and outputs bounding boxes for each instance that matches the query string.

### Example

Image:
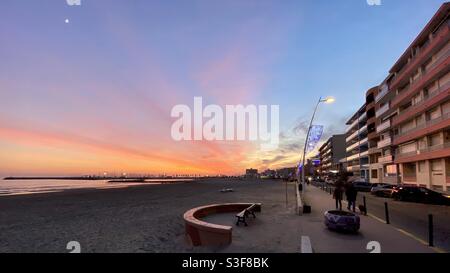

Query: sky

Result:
[0,0,447,176]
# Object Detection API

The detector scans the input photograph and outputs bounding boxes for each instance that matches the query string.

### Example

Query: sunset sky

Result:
[0,0,446,176]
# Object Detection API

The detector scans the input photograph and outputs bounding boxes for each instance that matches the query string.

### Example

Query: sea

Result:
[0,179,193,196]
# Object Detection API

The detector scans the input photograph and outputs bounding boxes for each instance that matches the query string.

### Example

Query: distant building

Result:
[261,169,276,178]
[344,104,369,181]
[245,168,259,179]
[276,167,297,180]
[318,134,346,176]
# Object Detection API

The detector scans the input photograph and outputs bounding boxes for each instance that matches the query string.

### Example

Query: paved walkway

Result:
[300,185,436,253]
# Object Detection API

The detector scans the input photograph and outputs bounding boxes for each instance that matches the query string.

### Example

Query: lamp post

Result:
[296,96,334,213]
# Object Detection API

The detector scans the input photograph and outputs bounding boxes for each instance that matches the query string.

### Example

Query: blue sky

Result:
[0,0,447,175]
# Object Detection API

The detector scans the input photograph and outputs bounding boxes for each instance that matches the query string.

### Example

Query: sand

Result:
[0,179,299,253]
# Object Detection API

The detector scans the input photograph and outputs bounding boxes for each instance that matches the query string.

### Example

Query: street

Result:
[313,182,450,252]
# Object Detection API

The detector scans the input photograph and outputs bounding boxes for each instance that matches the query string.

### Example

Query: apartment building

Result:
[318,134,346,177]
[368,79,400,185]
[362,3,450,191]
[344,104,369,181]
[390,3,450,192]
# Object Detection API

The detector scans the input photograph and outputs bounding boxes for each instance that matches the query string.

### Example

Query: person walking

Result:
[333,182,344,210]
[333,172,349,210]
[346,182,357,212]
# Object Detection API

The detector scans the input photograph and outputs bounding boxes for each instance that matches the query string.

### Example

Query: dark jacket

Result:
[346,185,357,201]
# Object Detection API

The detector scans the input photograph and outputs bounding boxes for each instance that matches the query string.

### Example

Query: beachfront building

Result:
[367,78,400,185]
[344,104,369,181]
[388,3,450,192]
[318,134,347,177]
[245,168,259,179]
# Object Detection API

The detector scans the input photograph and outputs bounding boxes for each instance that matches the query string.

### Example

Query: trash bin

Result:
[298,183,303,192]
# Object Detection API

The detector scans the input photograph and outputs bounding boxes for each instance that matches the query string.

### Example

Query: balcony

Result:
[390,24,450,91]
[347,153,360,162]
[346,124,367,143]
[395,142,450,163]
[375,85,389,103]
[378,154,393,164]
[395,111,450,142]
[346,112,367,133]
[392,80,450,127]
[376,119,391,133]
[346,141,360,152]
[360,150,369,157]
[391,51,450,109]
[377,137,392,149]
[375,103,390,118]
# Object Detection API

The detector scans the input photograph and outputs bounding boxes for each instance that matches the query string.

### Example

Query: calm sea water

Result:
[0,179,192,196]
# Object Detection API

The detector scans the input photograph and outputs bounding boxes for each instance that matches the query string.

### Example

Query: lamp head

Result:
[322,97,335,104]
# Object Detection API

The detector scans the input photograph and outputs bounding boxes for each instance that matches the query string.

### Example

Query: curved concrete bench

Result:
[184,203,262,246]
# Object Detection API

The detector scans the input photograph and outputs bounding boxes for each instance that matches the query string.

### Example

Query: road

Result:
[313,182,450,252]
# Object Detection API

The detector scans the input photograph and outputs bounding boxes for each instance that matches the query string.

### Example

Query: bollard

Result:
[363,196,367,216]
[384,202,390,224]
[428,214,434,247]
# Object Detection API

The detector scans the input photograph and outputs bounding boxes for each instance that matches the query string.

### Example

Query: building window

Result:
[446,158,450,178]
[403,163,417,179]
[418,161,426,173]
[385,164,398,176]
[371,169,378,179]
[431,159,443,172]
[429,133,442,147]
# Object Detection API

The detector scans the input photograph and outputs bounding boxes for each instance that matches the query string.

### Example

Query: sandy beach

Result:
[0,179,299,253]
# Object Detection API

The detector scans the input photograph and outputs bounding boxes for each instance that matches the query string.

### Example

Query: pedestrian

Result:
[333,172,349,210]
[346,182,357,212]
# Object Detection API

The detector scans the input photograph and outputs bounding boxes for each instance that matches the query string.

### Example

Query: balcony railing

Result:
[346,112,367,133]
[346,141,360,152]
[393,80,450,126]
[390,24,449,91]
[378,154,393,164]
[392,45,450,108]
[376,119,391,133]
[395,111,450,138]
[377,137,392,149]
[346,124,367,143]
[396,142,450,159]
[375,85,389,103]
[347,153,360,162]
[376,103,390,118]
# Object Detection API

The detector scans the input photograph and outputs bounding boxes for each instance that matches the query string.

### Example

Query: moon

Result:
[65,19,70,24]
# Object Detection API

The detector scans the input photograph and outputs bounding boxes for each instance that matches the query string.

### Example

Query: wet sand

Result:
[0,179,298,253]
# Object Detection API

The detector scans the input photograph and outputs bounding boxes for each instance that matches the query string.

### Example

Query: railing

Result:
[375,85,389,103]
[346,125,367,143]
[393,80,450,125]
[347,153,360,161]
[376,103,390,118]
[391,25,449,90]
[395,111,450,138]
[376,119,391,133]
[396,142,450,159]
[378,154,393,164]
[346,112,367,133]
[392,45,450,108]
[377,137,392,149]
[346,141,360,152]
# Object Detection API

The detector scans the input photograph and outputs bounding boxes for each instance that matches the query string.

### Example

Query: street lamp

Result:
[297,96,335,213]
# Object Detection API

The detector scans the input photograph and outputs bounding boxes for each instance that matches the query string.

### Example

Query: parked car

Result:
[371,184,396,197]
[352,181,373,192]
[392,186,450,205]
